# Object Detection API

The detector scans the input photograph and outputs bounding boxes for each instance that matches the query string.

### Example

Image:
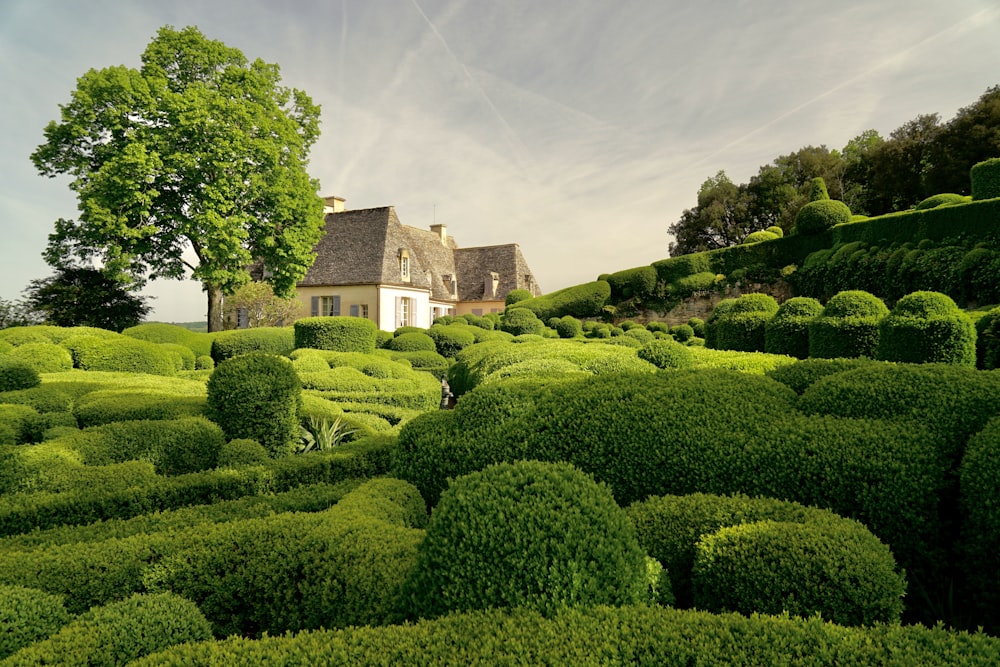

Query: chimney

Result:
[323,196,346,214]
[430,223,447,245]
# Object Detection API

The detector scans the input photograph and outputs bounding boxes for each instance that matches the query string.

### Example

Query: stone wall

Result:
[629,280,795,327]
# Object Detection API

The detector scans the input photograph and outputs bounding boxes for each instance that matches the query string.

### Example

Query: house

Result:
[294,196,542,330]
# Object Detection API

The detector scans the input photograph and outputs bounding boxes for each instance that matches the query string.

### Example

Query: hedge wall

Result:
[209,327,295,363]
[876,291,976,365]
[960,416,1000,633]
[508,280,610,320]
[63,335,178,376]
[294,317,378,353]
[764,296,823,359]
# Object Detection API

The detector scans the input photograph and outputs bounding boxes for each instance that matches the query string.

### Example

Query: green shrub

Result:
[971,157,1000,201]
[7,342,73,373]
[68,335,177,375]
[398,461,647,620]
[764,296,823,358]
[960,416,1000,632]
[159,342,196,371]
[742,230,779,244]
[669,324,694,342]
[122,322,213,356]
[976,306,1000,369]
[0,586,71,659]
[216,438,270,467]
[652,252,712,285]
[194,355,214,370]
[765,225,784,237]
[294,316,377,353]
[602,266,657,302]
[876,291,976,365]
[915,193,969,210]
[206,353,301,457]
[504,289,532,307]
[794,199,851,235]
[499,308,545,336]
[710,293,779,352]
[426,325,476,358]
[0,358,42,392]
[809,176,830,201]
[702,299,735,349]
[809,290,888,359]
[72,390,205,428]
[637,339,695,369]
[374,329,394,349]
[765,357,877,394]
[506,281,611,321]
[209,327,295,363]
[381,350,450,377]
[0,385,74,414]
[388,331,436,352]
[623,327,655,344]
[692,519,905,625]
[553,315,582,339]
[3,592,212,666]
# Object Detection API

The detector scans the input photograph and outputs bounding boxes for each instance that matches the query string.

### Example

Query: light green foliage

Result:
[0,358,40,392]
[637,339,695,369]
[31,26,325,332]
[554,315,582,338]
[809,290,888,359]
[216,438,270,468]
[64,334,178,375]
[209,326,295,363]
[122,322,213,357]
[0,586,72,659]
[742,230,779,244]
[159,342,196,371]
[794,199,851,234]
[505,280,611,321]
[206,352,301,456]
[876,291,976,365]
[765,225,784,237]
[504,289,532,307]
[808,176,830,201]
[708,293,779,352]
[7,343,73,373]
[915,193,970,210]
[297,415,358,452]
[764,296,823,359]
[971,157,1000,200]
[388,331,436,353]
[294,316,378,353]
[399,461,647,620]
[499,308,545,336]
[72,390,205,427]
[426,324,476,358]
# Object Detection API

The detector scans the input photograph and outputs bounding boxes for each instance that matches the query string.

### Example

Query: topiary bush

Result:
[765,357,877,394]
[876,291,976,365]
[122,322,213,357]
[216,438,270,467]
[976,306,1000,370]
[637,339,695,369]
[426,325,476,358]
[0,585,72,659]
[504,289,533,307]
[195,354,214,370]
[915,193,969,210]
[160,342,196,371]
[808,290,888,359]
[294,317,377,353]
[398,461,647,620]
[742,230,779,244]
[505,281,611,321]
[765,225,784,237]
[72,390,205,428]
[764,296,823,359]
[0,358,40,392]
[703,299,735,349]
[387,331,436,353]
[499,307,545,336]
[710,293,779,352]
[692,519,905,625]
[794,199,851,235]
[206,353,301,457]
[7,342,73,373]
[210,327,295,363]
[971,157,1000,201]
[670,324,695,342]
[66,335,177,375]
[960,416,1000,633]
[554,315,583,339]
[808,176,830,201]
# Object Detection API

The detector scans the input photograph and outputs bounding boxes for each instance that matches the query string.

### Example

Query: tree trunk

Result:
[206,283,224,333]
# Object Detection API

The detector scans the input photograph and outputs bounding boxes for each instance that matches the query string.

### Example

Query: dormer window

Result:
[399,248,411,282]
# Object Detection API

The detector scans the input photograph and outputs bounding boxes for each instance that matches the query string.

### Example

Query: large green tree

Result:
[31,26,325,331]
[668,171,753,255]
[23,266,151,332]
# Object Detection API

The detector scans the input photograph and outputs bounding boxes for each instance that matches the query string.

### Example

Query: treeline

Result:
[669,85,1000,255]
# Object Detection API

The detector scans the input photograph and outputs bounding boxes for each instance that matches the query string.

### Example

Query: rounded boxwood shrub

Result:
[0,585,71,659]
[915,193,969,210]
[876,291,976,365]
[764,296,823,359]
[3,592,213,666]
[765,357,876,394]
[692,519,905,625]
[669,324,694,342]
[210,327,295,363]
[808,290,888,359]
[794,199,851,235]
[72,390,206,428]
[711,293,779,352]
[399,461,647,620]
[122,322,212,357]
[976,306,1000,370]
[688,317,706,338]
[294,317,377,353]
[554,316,583,339]
[703,299,736,349]
[971,157,1000,201]
[500,308,545,336]
[0,358,40,392]
[426,325,476,358]
[195,354,214,370]
[637,339,695,369]
[206,352,301,457]
[742,230,779,244]
[624,327,655,344]
[67,335,177,375]
[504,289,533,307]
[388,331,436,353]
[7,342,73,373]
[765,225,783,237]
[160,342,196,371]
[216,438,270,467]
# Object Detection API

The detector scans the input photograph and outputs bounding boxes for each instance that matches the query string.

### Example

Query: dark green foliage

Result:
[692,519,905,625]
[399,461,647,620]
[709,293,779,352]
[387,331,436,352]
[742,230,779,244]
[809,290,888,358]
[960,417,1000,632]
[765,357,878,394]
[426,324,476,358]
[22,267,152,333]
[0,358,40,392]
[669,324,694,342]
[688,317,706,338]
[374,329,394,349]
[206,353,301,457]
[915,193,969,210]
[794,199,851,234]
[0,404,43,445]
[504,289,532,307]
[499,307,544,336]
[809,176,830,201]
[637,339,695,369]
[7,342,73,373]
[602,265,657,302]
[73,390,205,427]
[123,605,1000,666]
[294,316,378,353]
[553,315,582,338]
[971,157,1000,200]
[975,306,1000,369]
[876,291,976,365]
[3,592,212,666]
[0,586,71,659]
[764,296,823,358]
[703,298,735,349]
[505,280,610,321]
[652,251,712,284]
[122,322,213,356]
[68,335,177,375]
[216,438,270,467]
[645,321,669,334]
[209,326,295,363]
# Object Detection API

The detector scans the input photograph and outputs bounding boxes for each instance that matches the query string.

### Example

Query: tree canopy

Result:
[23,266,151,332]
[31,25,326,331]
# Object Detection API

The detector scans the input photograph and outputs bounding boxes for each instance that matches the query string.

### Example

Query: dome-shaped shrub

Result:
[742,230,779,245]
[711,293,779,352]
[971,157,1000,201]
[500,308,545,336]
[703,299,736,349]
[554,316,582,339]
[399,461,648,619]
[7,343,73,373]
[0,358,41,392]
[216,438,270,467]
[670,323,694,342]
[794,199,851,235]
[210,327,296,363]
[915,193,969,210]
[692,519,905,626]
[0,586,71,659]
[388,331,436,353]
[294,316,377,353]
[206,352,301,457]
[876,291,975,365]
[67,335,177,375]
[427,325,476,358]
[624,328,655,345]
[976,306,1000,370]
[765,297,823,359]
[765,225,784,238]
[688,317,706,338]
[504,289,533,307]
[638,339,695,369]
[809,291,888,359]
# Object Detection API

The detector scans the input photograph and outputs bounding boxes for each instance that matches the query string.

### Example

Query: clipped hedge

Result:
[0,358,42,392]
[66,335,177,376]
[294,316,377,353]
[7,342,73,373]
[499,308,545,336]
[764,296,823,359]
[915,193,969,210]
[742,230,780,244]
[637,339,695,369]
[398,461,647,620]
[0,585,71,659]
[809,290,888,359]
[507,280,610,321]
[692,519,905,625]
[794,199,851,235]
[426,324,476,358]
[971,157,1000,201]
[975,305,1000,369]
[708,293,778,352]
[876,291,976,365]
[601,265,657,302]
[209,327,295,363]
[72,390,206,428]
[388,331,436,353]
[122,322,213,357]
[960,416,1000,632]
[765,357,878,395]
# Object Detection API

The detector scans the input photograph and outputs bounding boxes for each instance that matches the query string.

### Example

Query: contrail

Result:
[408,0,534,174]
[694,6,1000,169]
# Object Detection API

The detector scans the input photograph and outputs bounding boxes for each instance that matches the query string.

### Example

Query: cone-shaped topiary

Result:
[808,177,830,201]
[876,291,976,365]
[398,460,648,620]
[794,199,851,235]
[809,291,888,359]
[971,157,1000,201]
[765,297,823,359]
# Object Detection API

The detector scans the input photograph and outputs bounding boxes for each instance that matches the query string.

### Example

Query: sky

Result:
[2,0,999,323]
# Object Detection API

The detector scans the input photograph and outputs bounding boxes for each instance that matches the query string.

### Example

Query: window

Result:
[396,296,415,328]
[311,295,340,316]
[472,308,483,316]
[399,249,411,282]
[349,304,370,319]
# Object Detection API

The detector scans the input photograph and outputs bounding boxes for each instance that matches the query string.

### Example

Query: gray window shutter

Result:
[310,296,319,317]
[395,296,402,328]
[349,304,359,317]
[332,295,341,316]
